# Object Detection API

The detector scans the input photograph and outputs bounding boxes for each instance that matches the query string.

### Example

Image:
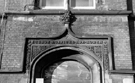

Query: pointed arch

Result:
[30,46,103,83]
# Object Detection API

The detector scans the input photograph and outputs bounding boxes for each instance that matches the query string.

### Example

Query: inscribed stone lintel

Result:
[26,38,112,71]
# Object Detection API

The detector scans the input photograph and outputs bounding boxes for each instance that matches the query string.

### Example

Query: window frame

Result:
[39,0,96,10]
[40,0,67,10]
[70,0,96,9]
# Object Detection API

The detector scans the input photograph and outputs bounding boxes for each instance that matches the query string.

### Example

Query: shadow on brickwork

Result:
[127,0,133,10]
[127,0,135,69]
[111,38,115,70]
[128,16,135,69]
[128,16,135,82]
[127,0,135,81]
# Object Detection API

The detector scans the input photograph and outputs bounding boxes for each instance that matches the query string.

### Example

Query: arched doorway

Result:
[43,60,92,83]
[30,46,103,83]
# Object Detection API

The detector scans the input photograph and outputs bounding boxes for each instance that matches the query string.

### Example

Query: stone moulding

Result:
[30,46,103,83]
[25,37,113,71]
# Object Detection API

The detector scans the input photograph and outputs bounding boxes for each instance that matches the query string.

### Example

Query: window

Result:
[71,0,96,9]
[40,0,66,9]
[39,0,96,9]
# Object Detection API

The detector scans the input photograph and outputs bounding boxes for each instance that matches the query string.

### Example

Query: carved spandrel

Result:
[85,46,103,61]
[26,39,110,70]
[31,45,53,61]
[26,40,54,69]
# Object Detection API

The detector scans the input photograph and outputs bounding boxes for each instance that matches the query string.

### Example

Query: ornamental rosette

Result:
[60,10,76,25]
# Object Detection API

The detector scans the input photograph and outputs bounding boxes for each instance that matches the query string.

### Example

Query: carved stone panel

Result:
[25,38,111,71]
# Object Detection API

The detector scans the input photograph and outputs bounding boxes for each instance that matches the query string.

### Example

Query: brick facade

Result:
[0,0,128,13]
[72,16,132,69]
[0,0,134,83]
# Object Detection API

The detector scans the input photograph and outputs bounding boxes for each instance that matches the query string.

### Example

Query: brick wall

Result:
[0,0,5,13]
[0,72,29,83]
[0,0,128,13]
[72,15,132,69]
[0,0,33,13]
[101,0,127,10]
[1,15,132,71]
[1,16,65,71]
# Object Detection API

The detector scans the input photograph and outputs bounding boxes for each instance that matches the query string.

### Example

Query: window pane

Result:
[44,61,91,83]
[76,0,89,7]
[46,0,64,7]
[71,0,94,7]
[89,0,94,6]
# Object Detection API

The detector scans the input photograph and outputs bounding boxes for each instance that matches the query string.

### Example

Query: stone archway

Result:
[30,46,103,83]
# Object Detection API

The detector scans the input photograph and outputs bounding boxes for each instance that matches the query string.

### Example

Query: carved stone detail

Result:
[31,45,53,61]
[85,46,103,61]
[26,40,54,69]
[103,41,109,71]
[59,10,76,25]
[26,39,110,70]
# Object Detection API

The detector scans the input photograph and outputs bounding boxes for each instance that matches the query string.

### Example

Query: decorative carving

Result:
[103,41,109,71]
[26,39,110,70]
[59,10,76,25]
[26,40,53,69]
[31,45,53,61]
[26,40,105,45]
[85,46,103,61]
